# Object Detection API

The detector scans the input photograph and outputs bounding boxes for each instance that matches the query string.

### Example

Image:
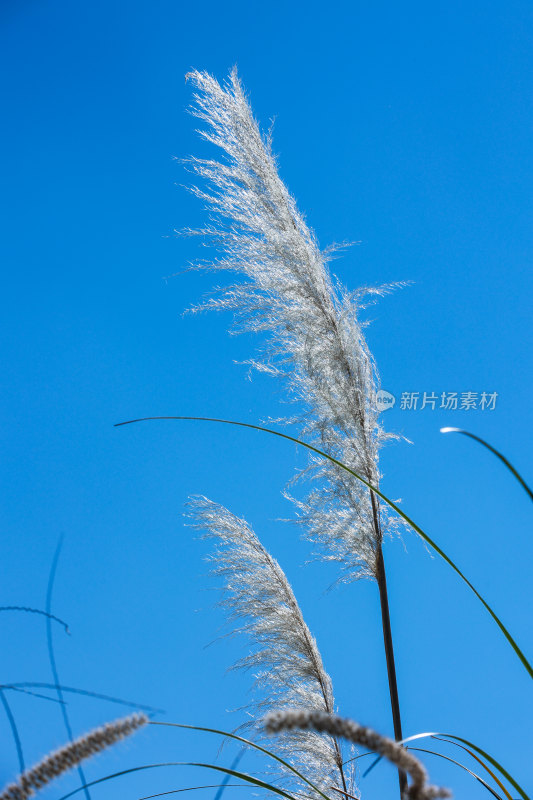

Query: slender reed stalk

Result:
[264,710,451,800]
[0,713,147,800]
[370,490,407,795]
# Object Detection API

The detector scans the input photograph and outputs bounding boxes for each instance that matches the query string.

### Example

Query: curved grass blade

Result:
[407,746,504,800]
[361,754,382,778]
[363,738,511,800]
[0,606,70,633]
[139,785,252,800]
[115,415,532,679]
[341,752,378,767]
[437,735,530,800]
[149,721,332,800]
[213,749,245,800]
[139,786,317,800]
[0,687,24,771]
[46,536,91,800]
[440,428,533,502]
[363,732,528,800]
[431,736,512,800]
[2,685,66,704]
[56,761,305,800]
[0,599,71,770]
[4,682,163,713]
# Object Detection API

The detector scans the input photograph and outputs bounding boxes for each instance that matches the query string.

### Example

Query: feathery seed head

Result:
[184,69,405,582]
[187,495,354,796]
[0,713,147,800]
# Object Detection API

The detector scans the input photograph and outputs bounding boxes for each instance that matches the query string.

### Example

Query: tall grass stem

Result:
[371,490,407,796]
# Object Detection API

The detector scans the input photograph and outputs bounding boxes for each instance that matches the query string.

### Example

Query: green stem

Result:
[370,490,407,798]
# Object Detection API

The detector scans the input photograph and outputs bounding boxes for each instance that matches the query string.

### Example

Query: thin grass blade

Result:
[150,721,332,800]
[407,746,504,800]
[0,688,24,772]
[46,537,90,800]
[440,428,532,501]
[2,685,66,704]
[0,606,70,633]
[5,682,163,713]
[437,735,530,800]
[139,784,253,800]
[139,787,317,800]
[213,749,244,800]
[115,415,532,679]
[431,736,512,800]
[363,732,528,800]
[55,761,305,800]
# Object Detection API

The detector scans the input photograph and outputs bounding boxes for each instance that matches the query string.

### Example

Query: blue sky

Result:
[1,1,532,799]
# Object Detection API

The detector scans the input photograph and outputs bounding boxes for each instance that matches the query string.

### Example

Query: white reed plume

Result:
[187,495,353,797]
[184,69,408,795]
[265,710,451,800]
[0,713,147,800]
[184,67,403,583]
